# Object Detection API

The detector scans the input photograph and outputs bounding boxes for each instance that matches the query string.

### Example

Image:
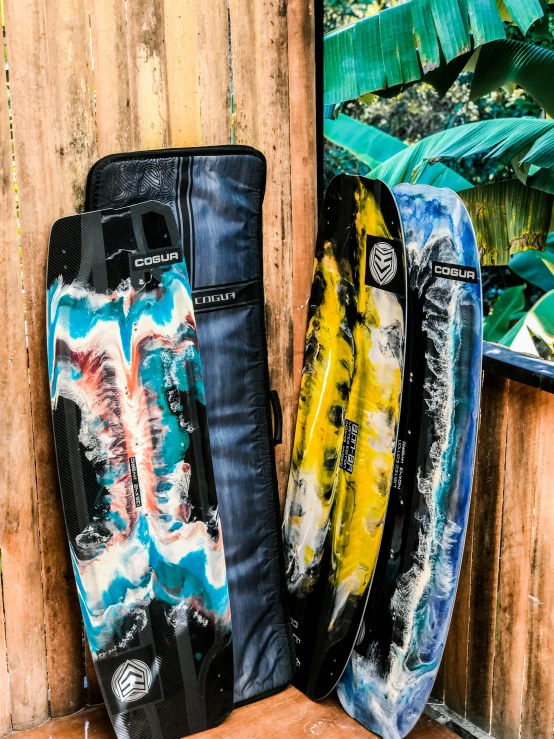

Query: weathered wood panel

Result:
[0,63,45,736]
[85,642,103,707]
[164,0,201,147]
[1,0,315,731]
[440,376,554,739]
[126,1,169,150]
[491,382,537,739]
[164,0,231,147]
[519,389,554,739]
[196,1,232,145]
[288,0,318,406]
[230,0,295,500]
[0,580,10,737]
[465,374,509,732]
[3,0,97,720]
[10,688,458,739]
[90,0,134,156]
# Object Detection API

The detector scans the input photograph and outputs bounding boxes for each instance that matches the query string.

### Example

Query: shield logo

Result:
[369,242,397,286]
[111,659,153,703]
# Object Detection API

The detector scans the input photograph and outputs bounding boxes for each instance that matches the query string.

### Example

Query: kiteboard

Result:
[337,184,482,739]
[282,174,407,700]
[47,201,233,739]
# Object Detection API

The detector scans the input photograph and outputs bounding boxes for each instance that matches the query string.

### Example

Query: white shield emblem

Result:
[111,659,153,703]
[369,242,397,286]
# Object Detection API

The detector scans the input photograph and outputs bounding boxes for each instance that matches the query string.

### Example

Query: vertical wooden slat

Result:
[229,2,261,146]
[465,374,510,732]
[287,0,318,408]
[520,390,554,739]
[0,581,10,738]
[164,0,201,147]
[230,0,295,501]
[491,382,538,739]
[0,65,40,735]
[126,1,169,150]
[442,470,477,717]
[90,0,134,156]
[4,0,97,718]
[196,1,231,145]
[0,30,49,732]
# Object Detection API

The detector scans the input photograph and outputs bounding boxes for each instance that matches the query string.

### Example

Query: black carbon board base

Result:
[46,201,233,738]
[282,175,408,700]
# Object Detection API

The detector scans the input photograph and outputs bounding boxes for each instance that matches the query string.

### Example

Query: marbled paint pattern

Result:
[338,185,482,739]
[48,267,230,656]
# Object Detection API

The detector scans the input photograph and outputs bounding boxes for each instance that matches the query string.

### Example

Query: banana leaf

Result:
[324,114,473,190]
[484,283,526,342]
[324,114,406,169]
[324,0,545,106]
[471,40,554,117]
[504,288,554,359]
[509,233,554,290]
[368,117,554,190]
[460,179,553,265]
[497,313,527,346]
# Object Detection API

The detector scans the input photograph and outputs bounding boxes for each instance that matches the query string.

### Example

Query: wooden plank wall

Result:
[436,376,554,739]
[0,0,316,733]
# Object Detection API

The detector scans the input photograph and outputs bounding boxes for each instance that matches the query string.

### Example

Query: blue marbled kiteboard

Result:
[47,202,233,739]
[337,185,482,739]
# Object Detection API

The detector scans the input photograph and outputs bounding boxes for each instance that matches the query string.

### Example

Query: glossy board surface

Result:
[338,185,482,739]
[47,202,233,739]
[282,175,407,699]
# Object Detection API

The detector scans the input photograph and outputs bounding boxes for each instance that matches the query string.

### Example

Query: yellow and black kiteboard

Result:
[282,174,407,700]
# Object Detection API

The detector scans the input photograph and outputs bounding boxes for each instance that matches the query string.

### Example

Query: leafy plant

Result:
[470,39,554,116]
[324,0,547,106]
[483,283,526,341]
[509,233,554,290]
[500,288,554,358]
[324,113,472,189]
[459,179,553,264]
[324,0,554,359]
[366,117,554,192]
[325,114,553,265]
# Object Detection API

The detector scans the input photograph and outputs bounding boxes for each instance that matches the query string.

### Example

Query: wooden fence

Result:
[433,373,554,739]
[0,0,316,732]
[2,3,554,739]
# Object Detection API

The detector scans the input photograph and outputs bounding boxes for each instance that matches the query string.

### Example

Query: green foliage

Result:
[324,0,546,105]
[324,0,554,358]
[367,117,554,189]
[329,74,542,186]
[501,288,554,358]
[509,233,554,290]
[324,113,472,189]
[483,283,526,341]
[324,113,406,168]
[471,39,554,116]
[459,179,553,264]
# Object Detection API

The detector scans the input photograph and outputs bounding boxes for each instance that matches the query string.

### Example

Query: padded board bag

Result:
[47,201,233,739]
[85,147,294,705]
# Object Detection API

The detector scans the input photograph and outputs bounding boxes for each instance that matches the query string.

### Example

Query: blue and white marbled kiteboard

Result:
[337,185,482,739]
[47,202,233,739]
